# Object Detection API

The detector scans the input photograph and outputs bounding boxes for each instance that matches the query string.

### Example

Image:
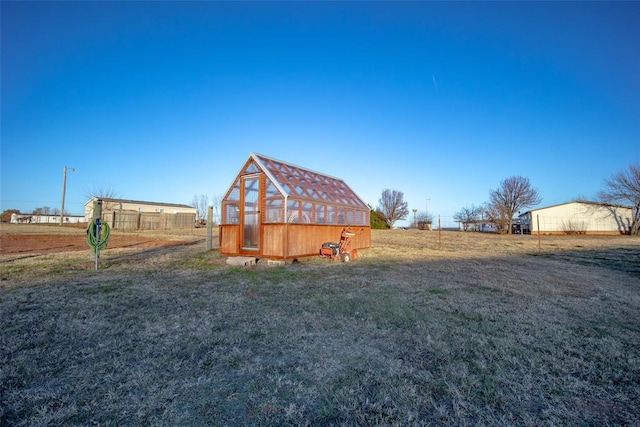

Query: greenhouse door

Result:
[241,175,260,251]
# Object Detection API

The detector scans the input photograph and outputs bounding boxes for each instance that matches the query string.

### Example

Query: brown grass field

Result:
[1,223,639,425]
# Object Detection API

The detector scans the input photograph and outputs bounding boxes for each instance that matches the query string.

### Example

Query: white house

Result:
[519,201,634,235]
[11,213,85,224]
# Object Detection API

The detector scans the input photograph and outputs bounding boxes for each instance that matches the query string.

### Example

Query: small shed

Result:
[219,153,371,259]
[519,201,634,235]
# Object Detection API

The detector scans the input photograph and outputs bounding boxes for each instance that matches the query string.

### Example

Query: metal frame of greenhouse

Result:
[219,153,371,259]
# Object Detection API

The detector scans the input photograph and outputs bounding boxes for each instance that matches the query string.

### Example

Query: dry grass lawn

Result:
[1,225,639,425]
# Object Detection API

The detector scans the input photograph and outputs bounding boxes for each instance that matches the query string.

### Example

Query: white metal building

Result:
[519,201,634,235]
[11,213,85,224]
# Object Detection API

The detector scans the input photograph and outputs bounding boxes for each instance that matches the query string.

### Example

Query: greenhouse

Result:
[220,153,371,259]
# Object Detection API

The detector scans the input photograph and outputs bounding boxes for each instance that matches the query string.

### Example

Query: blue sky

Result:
[2,1,638,225]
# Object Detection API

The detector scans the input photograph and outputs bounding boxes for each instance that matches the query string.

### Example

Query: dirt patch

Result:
[0,234,194,255]
[0,224,204,256]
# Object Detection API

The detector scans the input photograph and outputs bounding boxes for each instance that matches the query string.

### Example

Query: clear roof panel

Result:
[253,153,368,209]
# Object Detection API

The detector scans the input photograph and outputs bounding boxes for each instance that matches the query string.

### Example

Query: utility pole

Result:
[60,166,75,225]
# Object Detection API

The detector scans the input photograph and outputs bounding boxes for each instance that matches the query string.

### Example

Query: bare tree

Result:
[482,201,508,233]
[1,209,20,222]
[84,186,121,212]
[211,194,222,225]
[489,176,541,234]
[191,194,209,221]
[454,204,483,231]
[378,189,409,228]
[33,206,52,215]
[598,162,640,235]
[85,185,118,200]
[415,211,433,230]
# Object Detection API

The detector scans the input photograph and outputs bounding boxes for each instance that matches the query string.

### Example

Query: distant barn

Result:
[219,153,371,259]
[84,197,197,230]
[519,201,634,235]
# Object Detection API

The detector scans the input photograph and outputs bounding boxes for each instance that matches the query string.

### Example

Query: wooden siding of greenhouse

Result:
[219,153,371,259]
[220,223,370,258]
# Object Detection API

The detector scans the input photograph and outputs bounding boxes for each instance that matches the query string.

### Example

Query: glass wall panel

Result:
[301,202,313,223]
[286,199,300,223]
[243,161,260,174]
[264,198,283,223]
[327,205,337,224]
[264,177,283,223]
[223,203,240,224]
[222,178,241,224]
[227,178,241,202]
[347,209,366,225]
[265,178,279,198]
[315,204,326,224]
[337,207,346,224]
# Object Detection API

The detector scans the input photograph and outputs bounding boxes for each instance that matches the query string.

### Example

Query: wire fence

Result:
[411,214,633,235]
[435,216,459,230]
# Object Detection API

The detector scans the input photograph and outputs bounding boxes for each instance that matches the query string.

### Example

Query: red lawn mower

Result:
[319,227,363,262]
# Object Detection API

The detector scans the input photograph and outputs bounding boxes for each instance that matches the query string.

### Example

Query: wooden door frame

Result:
[240,173,261,253]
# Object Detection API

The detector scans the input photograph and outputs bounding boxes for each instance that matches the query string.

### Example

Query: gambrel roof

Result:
[236,153,368,209]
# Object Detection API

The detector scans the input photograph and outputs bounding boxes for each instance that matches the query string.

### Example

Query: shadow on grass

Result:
[534,246,640,276]
[1,238,639,425]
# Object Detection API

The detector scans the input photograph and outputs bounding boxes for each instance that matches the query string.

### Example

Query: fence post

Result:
[537,214,541,254]
[206,205,213,251]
